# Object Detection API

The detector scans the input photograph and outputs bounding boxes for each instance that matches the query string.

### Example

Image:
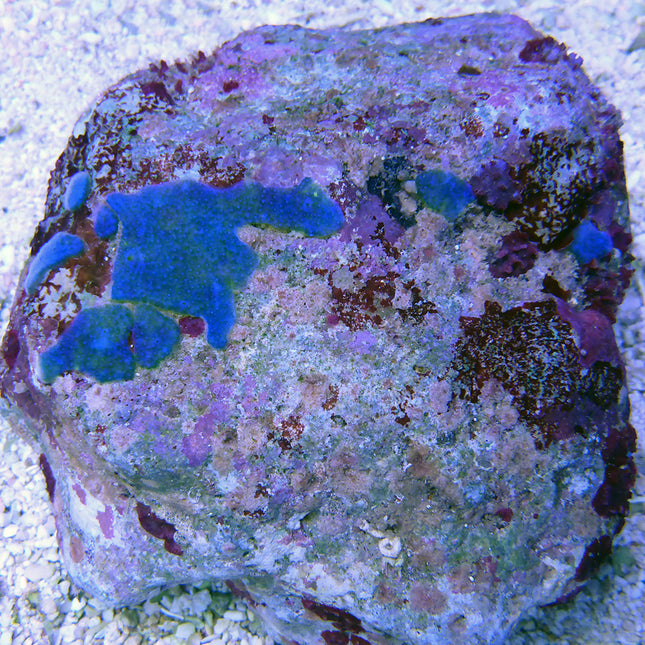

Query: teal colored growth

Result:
[25,232,86,294]
[416,169,475,220]
[40,305,136,383]
[42,178,344,382]
[132,304,181,368]
[40,304,180,383]
[94,205,119,238]
[102,178,344,348]
[570,220,613,264]
[63,171,92,211]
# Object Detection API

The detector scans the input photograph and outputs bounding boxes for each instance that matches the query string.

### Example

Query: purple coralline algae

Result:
[0,14,637,645]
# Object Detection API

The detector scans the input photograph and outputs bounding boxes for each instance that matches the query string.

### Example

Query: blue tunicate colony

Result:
[131,304,181,369]
[94,205,119,238]
[415,169,475,220]
[40,304,181,382]
[570,220,613,264]
[25,232,86,294]
[40,178,344,383]
[413,169,615,265]
[41,305,136,382]
[25,171,93,296]
[62,171,92,212]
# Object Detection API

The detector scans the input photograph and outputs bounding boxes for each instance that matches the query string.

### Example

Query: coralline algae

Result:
[0,14,637,645]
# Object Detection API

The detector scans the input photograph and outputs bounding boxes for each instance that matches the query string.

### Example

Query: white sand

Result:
[1,1,643,643]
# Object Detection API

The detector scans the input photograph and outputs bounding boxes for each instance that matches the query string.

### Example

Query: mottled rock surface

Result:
[0,13,637,645]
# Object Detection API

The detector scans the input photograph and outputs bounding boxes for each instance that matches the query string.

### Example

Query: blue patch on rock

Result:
[570,220,613,264]
[41,178,343,381]
[94,205,119,239]
[132,304,180,368]
[40,304,135,383]
[103,178,343,348]
[416,169,475,220]
[25,232,86,294]
[63,171,92,212]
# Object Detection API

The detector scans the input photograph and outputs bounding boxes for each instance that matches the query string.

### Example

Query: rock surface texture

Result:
[0,14,637,645]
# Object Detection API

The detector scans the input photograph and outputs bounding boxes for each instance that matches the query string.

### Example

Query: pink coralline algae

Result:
[489,230,538,278]
[0,14,637,645]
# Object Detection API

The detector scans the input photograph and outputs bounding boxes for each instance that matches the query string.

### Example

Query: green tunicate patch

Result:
[42,178,344,382]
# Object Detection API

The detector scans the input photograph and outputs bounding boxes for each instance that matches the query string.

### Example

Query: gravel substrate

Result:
[1,1,644,643]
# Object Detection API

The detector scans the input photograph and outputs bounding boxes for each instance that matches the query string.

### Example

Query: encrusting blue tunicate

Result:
[570,219,614,264]
[24,232,86,294]
[40,178,344,379]
[416,169,475,220]
[62,170,92,211]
